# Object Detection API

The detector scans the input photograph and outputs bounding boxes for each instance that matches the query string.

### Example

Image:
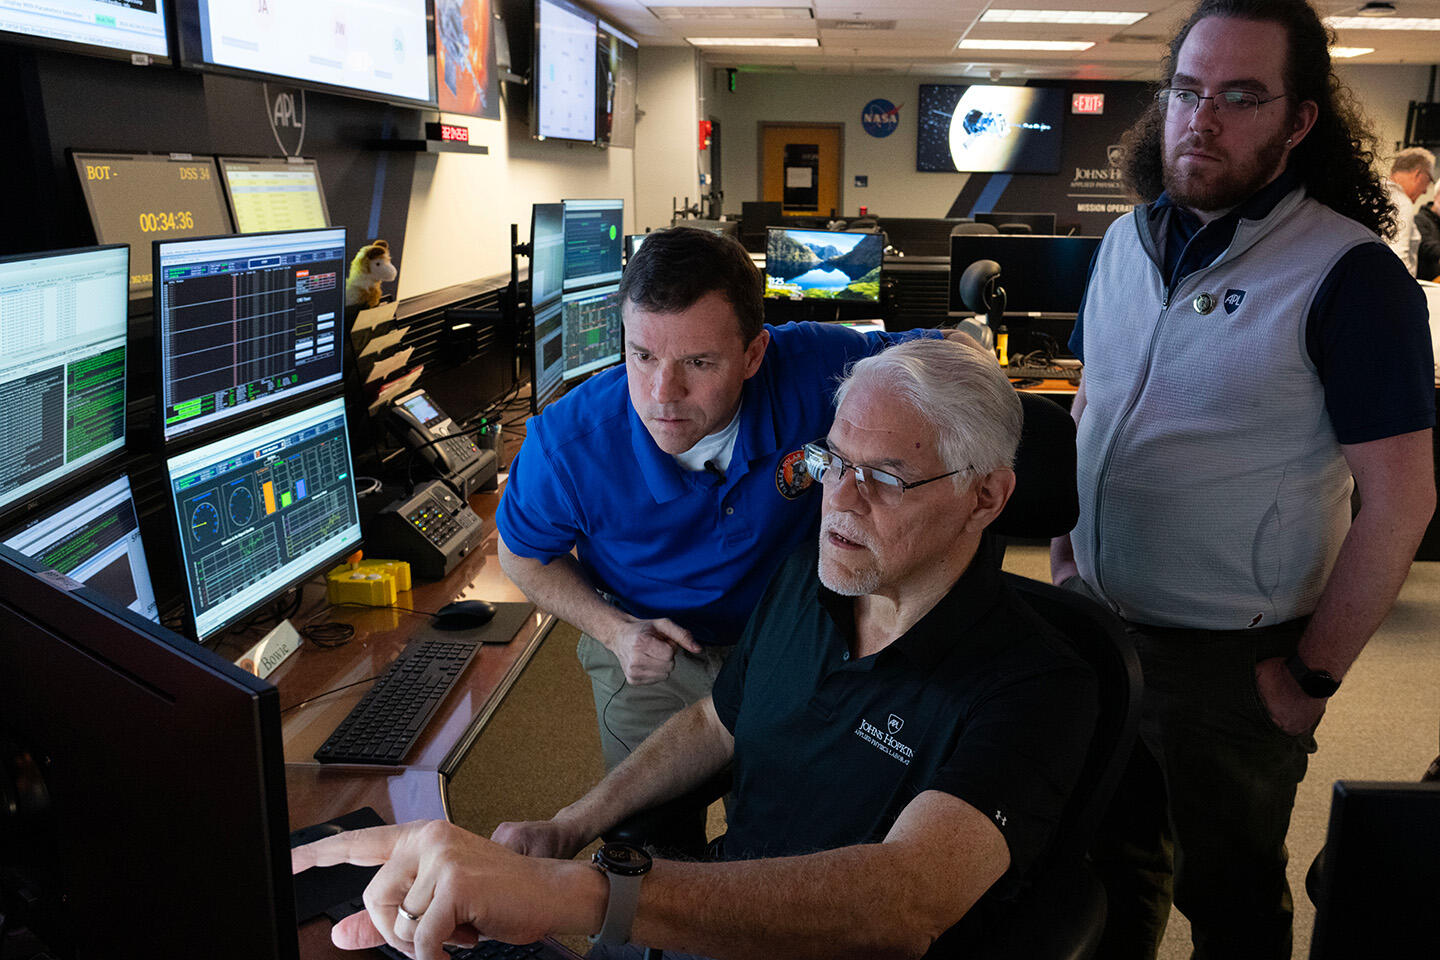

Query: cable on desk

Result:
[279,673,384,714]
[299,600,465,648]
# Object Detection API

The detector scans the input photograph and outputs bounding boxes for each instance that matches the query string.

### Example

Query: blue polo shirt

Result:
[497,321,934,646]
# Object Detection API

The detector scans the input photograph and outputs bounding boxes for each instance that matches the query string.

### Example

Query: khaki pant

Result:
[577,632,731,770]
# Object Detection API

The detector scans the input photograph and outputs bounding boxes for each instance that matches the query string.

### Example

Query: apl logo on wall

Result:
[264,83,307,157]
[861,99,901,138]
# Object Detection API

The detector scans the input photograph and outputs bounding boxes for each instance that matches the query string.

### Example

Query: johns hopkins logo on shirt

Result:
[861,99,901,138]
[856,712,914,765]
[1223,289,1246,315]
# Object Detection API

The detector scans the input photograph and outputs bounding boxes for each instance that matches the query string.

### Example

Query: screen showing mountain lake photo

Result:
[765,228,883,302]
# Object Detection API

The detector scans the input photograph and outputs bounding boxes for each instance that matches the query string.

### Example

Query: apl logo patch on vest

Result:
[1223,289,1246,315]
[861,99,901,138]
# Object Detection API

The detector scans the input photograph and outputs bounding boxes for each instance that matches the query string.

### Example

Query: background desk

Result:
[215,487,568,958]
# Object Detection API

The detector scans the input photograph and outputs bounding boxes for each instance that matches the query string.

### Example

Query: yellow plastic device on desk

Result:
[326,552,412,607]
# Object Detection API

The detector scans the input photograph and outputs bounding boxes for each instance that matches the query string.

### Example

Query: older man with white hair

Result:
[293,338,1099,960]
[1386,146,1437,275]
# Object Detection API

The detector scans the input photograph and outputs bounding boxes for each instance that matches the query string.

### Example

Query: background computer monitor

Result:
[69,152,234,300]
[533,0,598,142]
[948,234,1101,317]
[562,198,624,291]
[0,544,298,957]
[765,227,884,302]
[561,282,623,382]
[155,227,347,444]
[1309,780,1440,958]
[217,157,333,234]
[625,233,648,260]
[596,19,638,148]
[165,396,362,640]
[530,202,565,307]
[917,84,1065,174]
[532,298,565,412]
[0,0,170,64]
[0,246,128,524]
[972,211,1058,235]
[2,473,159,623]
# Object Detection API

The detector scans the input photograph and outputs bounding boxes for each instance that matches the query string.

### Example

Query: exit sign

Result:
[1072,93,1105,115]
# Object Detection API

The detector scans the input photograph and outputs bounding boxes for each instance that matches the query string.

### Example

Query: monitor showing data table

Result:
[154,228,346,444]
[218,157,332,234]
[2,474,160,623]
[166,396,361,640]
[70,152,235,300]
[561,198,623,292]
[0,0,171,64]
[0,246,129,522]
[560,282,622,381]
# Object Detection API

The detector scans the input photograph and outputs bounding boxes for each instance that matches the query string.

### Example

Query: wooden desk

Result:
[213,487,567,958]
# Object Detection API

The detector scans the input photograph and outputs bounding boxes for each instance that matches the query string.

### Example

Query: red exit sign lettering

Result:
[1072,93,1105,115]
[425,122,470,142]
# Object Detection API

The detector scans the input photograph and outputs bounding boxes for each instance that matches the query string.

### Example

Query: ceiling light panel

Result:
[1322,16,1440,30]
[1329,46,1376,57]
[651,6,814,21]
[687,36,820,46]
[981,9,1148,25]
[958,38,1097,50]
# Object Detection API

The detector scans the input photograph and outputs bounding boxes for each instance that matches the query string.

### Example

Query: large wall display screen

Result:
[917,84,1065,174]
[596,20,636,148]
[0,0,170,62]
[178,0,436,107]
[534,0,596,142]
[435,0,500,120]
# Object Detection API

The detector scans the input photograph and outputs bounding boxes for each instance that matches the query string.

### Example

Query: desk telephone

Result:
[387,388,498,499]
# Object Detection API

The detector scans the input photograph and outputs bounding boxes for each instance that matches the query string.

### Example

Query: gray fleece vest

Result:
[1074,187,1373,629]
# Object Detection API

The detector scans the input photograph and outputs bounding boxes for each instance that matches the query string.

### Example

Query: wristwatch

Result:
[1285,652,1341,698]
[590,841,653,945]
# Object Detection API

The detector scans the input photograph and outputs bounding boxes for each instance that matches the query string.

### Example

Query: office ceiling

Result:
[586,0,1440,80]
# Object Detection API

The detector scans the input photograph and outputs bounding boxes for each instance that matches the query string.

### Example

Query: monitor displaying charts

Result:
[70,153,234,300]
[534,0,597,142]
[218,157,332,235]
[3,474,159,623]
[561,198,623,292]
[166,397,361,640]
[560,282,621,382]
[0,0,170,63]
[175,0,437,108]
[0,246,129,522]
[154,228,346,443]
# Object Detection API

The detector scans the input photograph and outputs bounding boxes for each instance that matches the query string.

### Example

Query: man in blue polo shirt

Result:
[497,228,939,827]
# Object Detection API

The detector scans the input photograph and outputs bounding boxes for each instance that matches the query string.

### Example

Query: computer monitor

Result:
[217,157,333,234]
[561,282,623,382]
[765,227,884,302]
[562,198,624,292]
[625,233,648,260]
[948,234,1101,317]
[0,246,128,525]
[596,19,637,148]
[2,473,159,623]
[973,211,1058,235]
[0,544,298,957]
[532,298,565,413]
[533,0,597,143]
[155,227,347,444]
[69,152,234,301]
[1309,780,1440,958]
[0,0,170,64]
[530,202,565,307]
[165,396,362,641]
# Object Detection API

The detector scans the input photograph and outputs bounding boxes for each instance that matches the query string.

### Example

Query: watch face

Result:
[1300,672,1341,697]
[597,842,653,876]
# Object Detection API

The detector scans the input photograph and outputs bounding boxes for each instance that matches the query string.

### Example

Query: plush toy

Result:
[345,239,397,308]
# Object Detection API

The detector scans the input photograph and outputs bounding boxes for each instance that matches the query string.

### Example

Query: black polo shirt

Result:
[711,537,1098,904]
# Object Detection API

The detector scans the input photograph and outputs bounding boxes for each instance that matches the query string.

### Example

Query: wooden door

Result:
[760,123,843,218]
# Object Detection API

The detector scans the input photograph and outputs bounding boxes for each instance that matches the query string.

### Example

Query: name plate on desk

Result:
[236,619,303,680]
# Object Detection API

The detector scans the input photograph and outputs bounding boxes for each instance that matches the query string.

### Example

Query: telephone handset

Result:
[386,389,497,499]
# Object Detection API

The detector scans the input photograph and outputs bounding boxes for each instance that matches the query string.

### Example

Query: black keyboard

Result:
[327,897,572,959]
[1006,363,1082,384]
[314,639,481,765]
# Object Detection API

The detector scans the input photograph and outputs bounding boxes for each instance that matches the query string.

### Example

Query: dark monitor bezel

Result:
[0,543,298,957]
[972,211,1058,235]
[152,226,348,449]
[162,393,362,643]
[0,243,131,530]
[947,233,1101,318]
[0,0,175,66]
[764,226,884,304]
[172,0,439,110]
[531,0,599,144]
[216,155,334,234]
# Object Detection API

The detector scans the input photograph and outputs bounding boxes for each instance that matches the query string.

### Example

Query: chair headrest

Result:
[994,391,1079,539]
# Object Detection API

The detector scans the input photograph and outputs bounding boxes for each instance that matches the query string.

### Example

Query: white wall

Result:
[1335,63,1434,170]
[634,46,703,233]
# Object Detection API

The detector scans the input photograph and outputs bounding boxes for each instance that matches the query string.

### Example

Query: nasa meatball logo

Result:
[861,99,901,138]
[775,449,813,500]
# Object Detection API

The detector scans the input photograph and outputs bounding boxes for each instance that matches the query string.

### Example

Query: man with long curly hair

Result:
[1050,1,1436,957]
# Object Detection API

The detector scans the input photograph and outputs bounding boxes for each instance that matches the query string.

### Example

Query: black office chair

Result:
[951,222,1000,236]
[997,222,1033,234]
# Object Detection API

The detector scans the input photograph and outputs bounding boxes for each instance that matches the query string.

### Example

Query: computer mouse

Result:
[433,599,497,631]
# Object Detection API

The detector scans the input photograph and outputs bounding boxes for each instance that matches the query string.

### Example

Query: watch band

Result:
[1285,652,1341,698]
[594,870,644,945]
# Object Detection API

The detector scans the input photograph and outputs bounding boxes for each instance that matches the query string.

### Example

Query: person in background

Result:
[1415,192,1440,282]
[1385,146,1436,275]
[1051,1,1436,957]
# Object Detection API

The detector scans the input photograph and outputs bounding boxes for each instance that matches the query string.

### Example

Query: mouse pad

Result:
[420,600,535,644]
[291,806,387,922]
